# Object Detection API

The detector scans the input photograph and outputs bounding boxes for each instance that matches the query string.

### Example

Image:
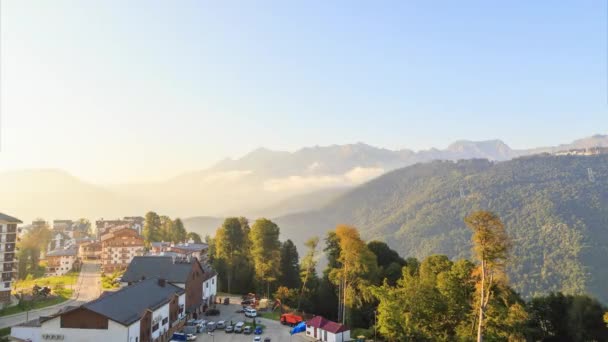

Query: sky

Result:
[0,1,606,183]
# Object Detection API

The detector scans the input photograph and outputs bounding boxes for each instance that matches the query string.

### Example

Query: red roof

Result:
[306,316,349,334]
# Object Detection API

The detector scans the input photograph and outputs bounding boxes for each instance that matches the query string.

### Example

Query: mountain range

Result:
[275,153,608,302]
[1,134,606,225]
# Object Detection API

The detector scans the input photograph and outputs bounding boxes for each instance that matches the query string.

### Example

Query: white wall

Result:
[151,301,170,340]
[11,326,41,342]
[28,316,131,342]
[203,275,217,302]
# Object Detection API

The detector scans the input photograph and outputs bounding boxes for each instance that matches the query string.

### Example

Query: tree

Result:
[298,236,319,311]
[172,218,187,243]
[17,222,52,279]
[465,211,511,342]
[214,218,247,293]
[328,225,378,325]
[368,241,406,286]
[159,215,174,242]
[143,211,161,246]
[76,218,92,236]
[249,218,282,297]
[187,232,202,244]
[279,240,300,289]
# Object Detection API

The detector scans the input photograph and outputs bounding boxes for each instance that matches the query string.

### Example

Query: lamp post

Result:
[374,310,377,342]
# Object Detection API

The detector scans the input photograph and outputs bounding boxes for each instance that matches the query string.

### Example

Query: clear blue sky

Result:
[1,1,606,182]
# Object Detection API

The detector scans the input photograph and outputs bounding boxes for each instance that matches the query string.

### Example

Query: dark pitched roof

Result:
[83,278,184,326]
[306,316,349,334]
[46,248,78,257]
[0,212,22,223]
[121,256,195,284]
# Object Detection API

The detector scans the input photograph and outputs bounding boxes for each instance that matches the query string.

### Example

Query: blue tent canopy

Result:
[290,321,307,335]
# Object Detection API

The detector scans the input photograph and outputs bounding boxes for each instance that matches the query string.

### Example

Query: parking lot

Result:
[193,303,310,342]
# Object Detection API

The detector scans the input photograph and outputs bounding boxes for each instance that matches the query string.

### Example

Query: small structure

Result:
[306,316,350,342]
[45,247,79,276]
[79,240,102,260]
[101,226,145,273]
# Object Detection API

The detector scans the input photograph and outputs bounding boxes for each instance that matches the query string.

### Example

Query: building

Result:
[79,240,102,260]
[121,256,217,318]
[11,277,187,342]
[96,217,145,238]
[101,226,145,273]
[0,213,20,306]
[306,316,350,342]
[149,241,209,264]
[45,248,79,277]
[52,220,73,232]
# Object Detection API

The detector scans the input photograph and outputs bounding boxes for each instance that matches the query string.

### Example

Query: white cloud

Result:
[307,161,322,172]
[263,166,385,193]
[344,167,385,183]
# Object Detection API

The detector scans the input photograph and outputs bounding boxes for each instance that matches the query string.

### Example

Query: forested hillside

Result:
[276,154,608,302]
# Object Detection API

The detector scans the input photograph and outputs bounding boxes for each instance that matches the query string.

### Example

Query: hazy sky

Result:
[0,1,605,183]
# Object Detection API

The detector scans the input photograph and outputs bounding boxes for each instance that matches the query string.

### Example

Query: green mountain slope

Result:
[276,154,608,302]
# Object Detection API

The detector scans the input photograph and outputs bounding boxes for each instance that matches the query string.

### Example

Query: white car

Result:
[253,337,262,342]
[186,334,197,341]
[244,308,257,317]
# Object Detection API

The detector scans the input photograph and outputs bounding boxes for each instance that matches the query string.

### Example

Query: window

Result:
[206,282,208,288]
[212,278,215,285]
[152,323,159,332]
[162,317,168,325]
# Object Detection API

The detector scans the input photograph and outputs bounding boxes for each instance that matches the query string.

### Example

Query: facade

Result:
[52,220,73,232]
[101,227,144,273]
[306,316,350,342]
[45,248,79,276]
[96,217,144,238]
[11,278,187,342]
[149,241,209,264]
[0,213,20,306]
[121,256,217,318]
[79,240,102,260]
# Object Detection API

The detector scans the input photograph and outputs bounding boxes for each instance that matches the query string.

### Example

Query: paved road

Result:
[0,261,101,329]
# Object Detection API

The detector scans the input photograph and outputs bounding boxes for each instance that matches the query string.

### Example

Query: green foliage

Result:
[278,155,608,302]
[188,231,203,243]
[527,293,608,341]
[143,211,161,246]
[213,217,255,294]
[250,218,282,296]
[17,221,52,279]
[101,270,123,290]
[278,240,301,289]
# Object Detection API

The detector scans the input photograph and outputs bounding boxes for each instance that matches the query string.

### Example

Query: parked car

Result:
[223,297,230,305]
[243,325,252,334]
[241,299,253,305]
[244,308,257,317]
[217,320,226,329]
[254,326,263,335]
[206,321,216,332]
[186,334,197,341]
[253,337,261,342]
[225,325,234,333]
[170,332,187,341]
[235,322,245,333]
[205,308,220,316]
[264,338,271,342]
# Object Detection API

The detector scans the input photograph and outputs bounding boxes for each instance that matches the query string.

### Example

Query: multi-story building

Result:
[149,241,209,264]
[121,256,217,317]
[0,213,20,306]
[96,217,144,238]
[101,227,144,273]
[45,248,79,277]
[52,220,73,232]
[79,240,102,260]
[11,277,187,342]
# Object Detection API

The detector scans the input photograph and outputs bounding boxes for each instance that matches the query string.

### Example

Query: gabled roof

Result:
[83,278,184,326]
[306,316,349,334]
[171,242,208,252]
[46,248,78,257]
[121,256,198,284]
[0,212,22,223]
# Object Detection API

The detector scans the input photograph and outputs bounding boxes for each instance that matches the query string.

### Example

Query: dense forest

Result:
[276,154,608,303]
[206,216,608,341]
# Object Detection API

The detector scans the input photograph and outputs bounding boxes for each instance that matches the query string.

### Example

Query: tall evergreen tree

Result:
[143,211,161,246]
[278,239,300,289]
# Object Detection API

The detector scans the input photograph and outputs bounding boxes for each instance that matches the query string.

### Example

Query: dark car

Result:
[205,308,220,316]
[223,297,230,305]
[241,299,253,305]
[264,338,271,342]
